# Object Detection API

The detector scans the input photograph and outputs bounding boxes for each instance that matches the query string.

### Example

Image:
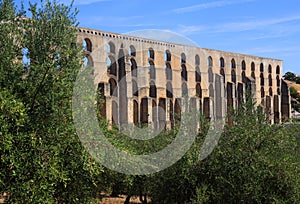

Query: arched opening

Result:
[269,87,273,96]
[276,75,280,87]
[107,56,117,76]
[148,48,154,59]
[181,53,186,64]
[133,100,138,125]
[181,64,188,81]
[83,38,92,52]
[165,62,172,80]
[165,50,171,62]
[196,83,202,98]
[261,87,265,98]
[140,98,148,125]
[182,82,188,97]
[231,69,236,84]
[195,54,200,66]
[220,57,225,68]
[166,82,173,98]
[208,56,213,67]
[242,60,246,71]
[242,71,246,83]
[107,41,115,54]
[149,81,157,98]
[260,63,264,73]
[131,58,137,77]
[109,78,118,97]
[195,66,201,82]
[129,45,136,57]
[260,73,264,86]
[276,65,280,75]
[268,74,272,87]
[149,60,156,80]
[97,83,106,118]
[268,64,272,74]
[251,62,255,79]
[132,79,138,97]
[174,98,181,126]
[158,98,166,130]
[231,58,236,69]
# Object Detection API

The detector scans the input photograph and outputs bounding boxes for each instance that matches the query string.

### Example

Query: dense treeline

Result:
[1,0,300,203]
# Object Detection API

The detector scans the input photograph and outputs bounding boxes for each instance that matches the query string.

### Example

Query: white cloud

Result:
[171,0,255,14]
[58,0,111,6]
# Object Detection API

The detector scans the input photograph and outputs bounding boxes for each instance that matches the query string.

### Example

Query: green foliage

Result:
[0,0,104,203]
[194,98,300,203]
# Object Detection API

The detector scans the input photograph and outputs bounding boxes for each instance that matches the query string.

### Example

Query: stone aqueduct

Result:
[77,27,291,129]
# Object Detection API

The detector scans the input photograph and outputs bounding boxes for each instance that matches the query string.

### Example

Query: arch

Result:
[131,58,137,77]
[276,75,280,87]
[149,81,157,98]
[166,82,173,98]
[84,55,94,68]
[242,71,246,83]
[140,98,148,125]
[129,45,136,57]
[260,73,264,86]
[231,69,236,84]
[251,62,255,79]
[165,62,172,80]
[174,98,181,125]
[109,78,118,96]
[195,66,201,82]
[269,87,273,96]
[182,82,188,97]
[133,100,139,125]
[181,53,186,64]
[165,50,171,61]
[148,48,154,59]
[195,54,200,65]
[196,83,202,98]
[268,74,272,87]
[231,58,236,69]
[107,41,115,54]
[132,79,138,97]
[149,60,156,80]
[107,55,117,76]
[83,38,92,52]
[268,64,272,73]
[220,68,225,83]
[208,56,213,67]
[181,64,188,81]
[261,87,265,98]
[220,57,225,68]
[276,65,280,75]
[260,63,264,72]
[242,60,246,70]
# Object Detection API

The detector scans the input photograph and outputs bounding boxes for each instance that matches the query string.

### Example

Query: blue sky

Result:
[16,0,300,75]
